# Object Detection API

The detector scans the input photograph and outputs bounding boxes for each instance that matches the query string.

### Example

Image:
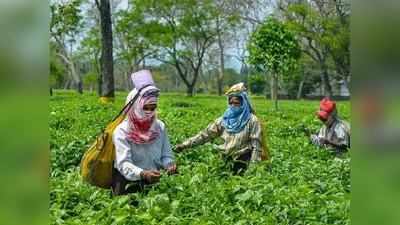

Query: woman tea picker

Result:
[175,82,269,174]
[112,70,176,196]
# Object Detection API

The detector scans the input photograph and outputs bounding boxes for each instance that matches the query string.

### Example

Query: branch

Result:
[154,56,174,66]
[155,54,190,87]
[95,0,100,10]
[56,52,80,83]
[305,37,322,62]
[135,51,155,66]
[238,15,262,25]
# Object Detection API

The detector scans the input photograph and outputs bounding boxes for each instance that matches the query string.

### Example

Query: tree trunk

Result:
[186,84,194,97]
[77,80,83,94]
[217,22,225,96]
[57,52,82,94]
[269,73,278,110]
[94,49,101,96]
[189,67,202,97]
[296,72,306,99]
[320,63,333,97]
[217,73,223,96]
[296,80,304,100]
[97,73,102,96]
[142,55,146,68]
[125,71,131,91]
[63,79,71,89]
[50,87,53,96]
[98,0,114,100]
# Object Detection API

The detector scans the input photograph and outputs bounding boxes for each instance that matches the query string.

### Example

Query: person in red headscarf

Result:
[310,98,350,153]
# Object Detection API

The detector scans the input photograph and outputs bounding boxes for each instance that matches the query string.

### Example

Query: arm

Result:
[249,116,263,162]
[160,126,175,168]
[113,127,143,181]
[177,117,223,151]
[310,127,325,147]
[325,124,350,150]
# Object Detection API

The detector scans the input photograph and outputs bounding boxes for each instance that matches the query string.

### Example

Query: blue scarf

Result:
[222,92,252,133]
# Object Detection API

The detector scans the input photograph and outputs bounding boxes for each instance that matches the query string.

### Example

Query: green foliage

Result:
[247,17,301,76]
[130,0,217,50]
[50,0,83,41]
[284,2,350,81]
[49,60,65,87]
[281,56,321,99]
[248,73,267,95]
[129,0,217,72]
[83,72,98,89]
[50,91,350,224]
[115,7,154,65]
[80,27,101,59]
[223,68,243,88]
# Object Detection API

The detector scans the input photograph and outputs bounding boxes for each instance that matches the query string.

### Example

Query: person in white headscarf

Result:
[112,70,176,196]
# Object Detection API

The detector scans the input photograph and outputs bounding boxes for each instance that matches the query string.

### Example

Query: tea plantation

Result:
[50,90,350,225]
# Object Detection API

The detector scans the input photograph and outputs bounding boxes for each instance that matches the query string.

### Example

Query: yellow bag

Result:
[80,113,126,188]
[80,92,141,188]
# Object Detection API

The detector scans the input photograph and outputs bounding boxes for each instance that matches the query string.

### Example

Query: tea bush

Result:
[50,90,350,224]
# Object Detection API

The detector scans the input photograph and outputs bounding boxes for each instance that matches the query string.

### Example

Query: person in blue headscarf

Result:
[175,83,269,174]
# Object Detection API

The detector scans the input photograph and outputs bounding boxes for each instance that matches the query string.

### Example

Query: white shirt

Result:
[113,119,174,181]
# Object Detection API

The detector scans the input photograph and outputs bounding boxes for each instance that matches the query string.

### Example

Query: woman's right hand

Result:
[140,170,160,184]
[175,144,185,152]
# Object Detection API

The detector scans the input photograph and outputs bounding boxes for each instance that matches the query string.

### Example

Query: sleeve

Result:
[334,123,350,148]
[180,117,223,149]
[113,125,143,181]
[249,116,263,162]
[311,127,325,147]
[160,126,175,168]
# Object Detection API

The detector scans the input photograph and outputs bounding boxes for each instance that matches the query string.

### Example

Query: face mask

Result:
[229,105,242,113]
[143,111,153,116]
[143,105,156,116]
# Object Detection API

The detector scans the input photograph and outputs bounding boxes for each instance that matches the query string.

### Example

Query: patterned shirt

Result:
[180,114,263,162]
[312,118,351,149]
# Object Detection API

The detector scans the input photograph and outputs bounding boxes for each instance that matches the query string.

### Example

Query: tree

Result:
[114,5,155,91]
[278,0,350,97]
[95,0,114,102]
[248,73,267,95]
[131,0,217,96]
[50,0,84,94]
[79,27,101,92]
[248,17,301,109]
[328,0,350,88]
[50,42,66,95]
[212,0,241,95]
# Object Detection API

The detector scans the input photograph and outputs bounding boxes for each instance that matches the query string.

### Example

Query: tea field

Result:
[50,90,350,225]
